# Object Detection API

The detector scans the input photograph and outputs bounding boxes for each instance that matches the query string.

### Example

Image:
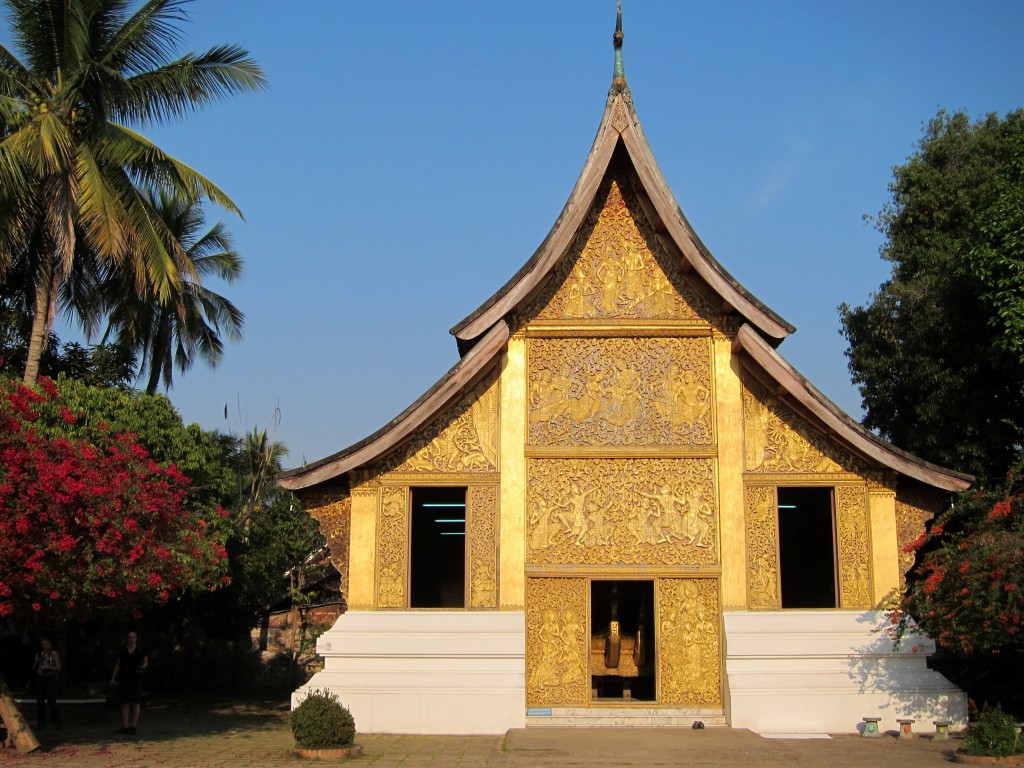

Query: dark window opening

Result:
[778,487,837,609]
[410,487,466,608]
[590,580,656,701]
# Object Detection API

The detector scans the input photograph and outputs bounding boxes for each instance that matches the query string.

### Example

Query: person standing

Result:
[32,638,61,730]
[110,631,147,735]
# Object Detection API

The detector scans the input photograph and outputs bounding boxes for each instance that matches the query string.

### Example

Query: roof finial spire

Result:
[611,0,627,92]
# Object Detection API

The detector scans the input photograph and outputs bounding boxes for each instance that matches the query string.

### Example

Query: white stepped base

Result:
[527,707,726,727]
[293,610,526,734]
[724,611,967,734]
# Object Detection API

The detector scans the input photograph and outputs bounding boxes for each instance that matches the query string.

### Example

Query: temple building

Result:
[279,9,970,735]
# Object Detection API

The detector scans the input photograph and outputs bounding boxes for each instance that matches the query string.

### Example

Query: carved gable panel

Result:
[523,176,717,324]
[528,337,713,447]
[657,578,722,707]
[526,577,589,707]
[527,458,718,566]
[370,370,499,476]
[742,372,866,476]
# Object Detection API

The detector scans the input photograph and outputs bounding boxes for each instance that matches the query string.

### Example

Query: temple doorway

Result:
[590,580,656,701]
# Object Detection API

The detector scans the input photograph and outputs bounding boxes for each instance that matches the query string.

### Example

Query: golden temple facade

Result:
[280,9,970,734]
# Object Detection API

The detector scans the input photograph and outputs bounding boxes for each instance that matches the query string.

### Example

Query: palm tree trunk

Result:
[0,669,39,753]
[22,267,56,387]
[145,313,171,394]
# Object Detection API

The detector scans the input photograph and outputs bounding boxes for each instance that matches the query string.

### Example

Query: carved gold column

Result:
[376,485,409,608]
[525,577,588,707]
[744,485,779,609]
[836,485,872,609]
[348,483,379,610]
[657,578,722,707]
[468,485,499,608]
[867,482,899,607]
[499,336,526,610]
[714,331,745,609]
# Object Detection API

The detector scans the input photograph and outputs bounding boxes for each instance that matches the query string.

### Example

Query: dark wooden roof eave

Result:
[277,320,510,492]
[733,323,974,492]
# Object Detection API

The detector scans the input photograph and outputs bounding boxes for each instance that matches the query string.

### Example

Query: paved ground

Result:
[1,699,963,766]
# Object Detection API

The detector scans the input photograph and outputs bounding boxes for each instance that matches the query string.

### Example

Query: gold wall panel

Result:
[527,458,718,566]
[657,578,722,707]
[527,337,713,447]
[836,486,872,609]
[744,486,779,610]
[468,485,499,608]
[526,577,589,707]
[523,176,716,323]
[302,492,352,598]
[376,486,408,608]
[742,372,867,475]
[895,488,941,587]
[370,371,499,476]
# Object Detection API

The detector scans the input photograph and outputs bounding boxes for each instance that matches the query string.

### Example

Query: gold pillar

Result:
[868,485,899,607]
[714,332,746,610]
[347,483,379,610]
[499,335,526,610]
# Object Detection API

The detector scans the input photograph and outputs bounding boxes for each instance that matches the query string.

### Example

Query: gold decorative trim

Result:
[744,486,779,610]
[743,473,863,485]
[301,493,352,596]
[376,486,408,608]
[526,446,718,459]
[657,578,722,707]
[525,565,722,578]
[378,473,500,485]
[836,485,872,609]
[468,485,499,608]
[526,577,589,707]
[526,322,713,337]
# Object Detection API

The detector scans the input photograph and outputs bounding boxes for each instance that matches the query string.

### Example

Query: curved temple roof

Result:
[279,9,971,494]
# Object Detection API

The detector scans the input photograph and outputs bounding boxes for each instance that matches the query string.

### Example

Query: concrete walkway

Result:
[1,699,962,766]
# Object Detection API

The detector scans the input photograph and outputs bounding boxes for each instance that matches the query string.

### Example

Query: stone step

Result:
[527,707,726,727]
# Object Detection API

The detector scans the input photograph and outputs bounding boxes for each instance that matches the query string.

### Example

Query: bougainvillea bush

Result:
[0,375,228,623]
[899,458,1024,653]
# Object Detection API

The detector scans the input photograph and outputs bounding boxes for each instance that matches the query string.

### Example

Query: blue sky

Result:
[6,2,1024,466]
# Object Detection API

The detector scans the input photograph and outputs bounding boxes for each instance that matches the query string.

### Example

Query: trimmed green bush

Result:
[959,703,1021,757]
[290,688,356,748]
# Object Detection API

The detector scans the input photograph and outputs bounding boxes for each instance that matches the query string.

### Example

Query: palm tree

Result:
[0,0,266,385]
[104,186,244,394]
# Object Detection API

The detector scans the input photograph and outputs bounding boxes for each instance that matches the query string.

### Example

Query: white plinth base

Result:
[292,611,526,734]
[724,611,967,735]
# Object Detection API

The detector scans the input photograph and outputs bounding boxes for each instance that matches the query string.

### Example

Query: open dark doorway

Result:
[590,580,655,701]
[777,486,837,608]
[410,487,466,608]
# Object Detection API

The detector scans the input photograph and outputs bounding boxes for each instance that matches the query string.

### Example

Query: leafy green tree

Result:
[840,109,1024,482]
[103,187,244,394]
[0,0,265,386]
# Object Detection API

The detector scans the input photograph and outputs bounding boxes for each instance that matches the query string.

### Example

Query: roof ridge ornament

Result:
[611,0,627,93]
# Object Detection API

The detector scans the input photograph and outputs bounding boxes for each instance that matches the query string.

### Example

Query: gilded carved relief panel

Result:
[302,493,351,597]
[526,577,589,707]
[742,373,866,475]
[744,486,779,610]
[527,337,713,447]
[657,578,722,707]
[527,458,718,566]
[376,486,408,608]
[835,486,872,609]
[523,177,717,324]
[370,371,499,476]
[895,489,941,586]
[468,485,499,608]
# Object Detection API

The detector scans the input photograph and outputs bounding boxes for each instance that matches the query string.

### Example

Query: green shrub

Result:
[290,688,356,748]
[959,703,1021,757]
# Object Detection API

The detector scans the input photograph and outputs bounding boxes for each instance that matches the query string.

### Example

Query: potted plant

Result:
[290,688,361,760]
[956,704,1024,766]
